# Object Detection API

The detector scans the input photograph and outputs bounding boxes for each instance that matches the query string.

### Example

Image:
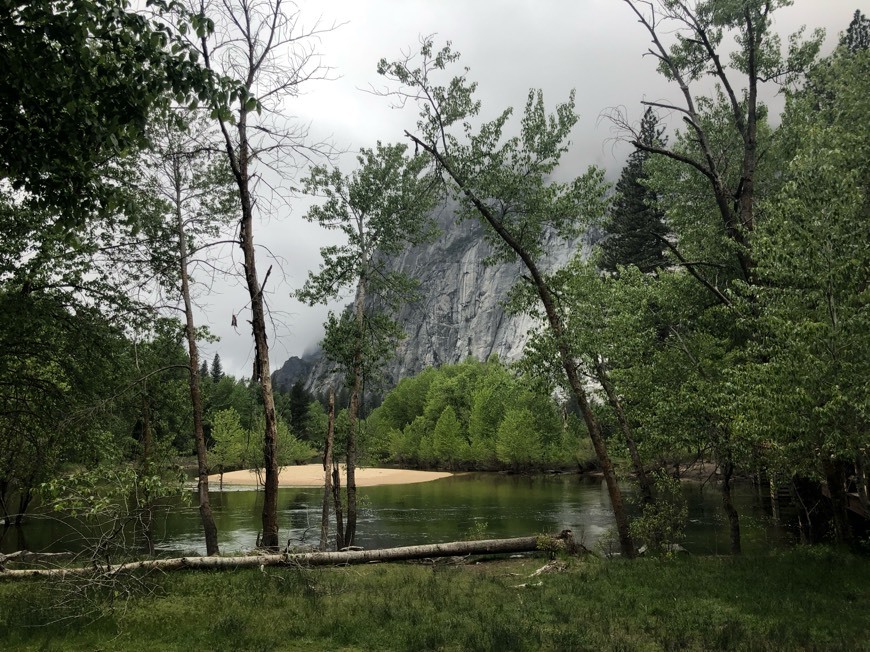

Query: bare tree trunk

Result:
[332,464,345,551]
[238,165,280,551]
[174,158,219,556]
[320,388,335,551]
[769,474,780,524]
[140,393,155,557]
[345,279,366,547]
[14,489,32,528]
[200,19,281,553]
[594,357,653,506]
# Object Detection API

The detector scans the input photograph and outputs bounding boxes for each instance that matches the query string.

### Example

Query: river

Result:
[0,472,794,556]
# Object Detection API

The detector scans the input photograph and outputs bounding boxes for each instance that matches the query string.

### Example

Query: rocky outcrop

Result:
[274,203,594,396]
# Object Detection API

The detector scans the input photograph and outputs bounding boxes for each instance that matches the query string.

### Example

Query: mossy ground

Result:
[1,547,868,651]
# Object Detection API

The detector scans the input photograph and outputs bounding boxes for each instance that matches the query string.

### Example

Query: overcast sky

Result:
[194,0,860,379]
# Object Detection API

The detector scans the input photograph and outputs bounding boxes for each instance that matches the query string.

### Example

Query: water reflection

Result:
[2,473,795,556]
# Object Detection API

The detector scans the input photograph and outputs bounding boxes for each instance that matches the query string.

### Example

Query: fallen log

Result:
[0,532,575,580]
[0,550,76,565]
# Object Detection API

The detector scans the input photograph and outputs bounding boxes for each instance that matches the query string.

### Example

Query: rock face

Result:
[273,203,593,397]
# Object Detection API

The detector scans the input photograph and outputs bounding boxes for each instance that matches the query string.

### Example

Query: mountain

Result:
[273,202,594,397]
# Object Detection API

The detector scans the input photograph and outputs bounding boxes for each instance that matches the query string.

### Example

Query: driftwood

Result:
[0,532,575,580]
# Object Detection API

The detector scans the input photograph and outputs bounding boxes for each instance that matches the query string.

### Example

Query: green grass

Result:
[1,547,868,651]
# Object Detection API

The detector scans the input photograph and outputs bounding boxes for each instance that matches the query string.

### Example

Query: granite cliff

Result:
[273,202,594,396]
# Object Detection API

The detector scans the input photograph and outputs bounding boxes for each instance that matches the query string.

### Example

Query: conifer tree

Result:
[600,108,668,274]
[844,9,870,52]
[210,353,224,384]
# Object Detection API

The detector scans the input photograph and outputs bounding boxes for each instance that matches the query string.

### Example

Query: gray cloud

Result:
[195,0,858,378]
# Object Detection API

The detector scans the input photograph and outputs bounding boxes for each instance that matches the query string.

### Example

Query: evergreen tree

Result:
[199,360,209,381]
[844,9,870,52]
[600,108,669,274]
[288,380,313,440]
[210,353,224,384]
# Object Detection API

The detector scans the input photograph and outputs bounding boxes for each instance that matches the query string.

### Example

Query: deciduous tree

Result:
[377,40,635,556]
[297,141,438,547]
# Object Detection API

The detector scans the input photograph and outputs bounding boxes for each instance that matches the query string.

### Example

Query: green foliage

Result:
[432,406,467,469]
[40,461,186,563]
[630,472,689,554]
[275,418,316,467]
[496,408,543,470]
[208,408,249,475]
[0,0,224,223]
[298,141,440,395]
[368,358,569,470]
[844,9,870,52]
[738,44,870,478]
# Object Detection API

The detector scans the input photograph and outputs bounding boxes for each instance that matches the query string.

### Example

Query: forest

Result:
[1,0,868,592]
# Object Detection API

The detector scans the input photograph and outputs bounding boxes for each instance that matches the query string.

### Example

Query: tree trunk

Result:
[410,136,635,559]
[174,158,219,556]
[345,278,366,547]
[14,489,32,528]
[201,21,282,548]
[856,456,869,518]
[0,479,9,527]
[822,458,853,546]
[769,474,780,524]
[320,388,335,551]
[720,459,742,555]
[594,357,653,506]
[139,391,155,557]
[229,106,280,551]
[0,533,577,579]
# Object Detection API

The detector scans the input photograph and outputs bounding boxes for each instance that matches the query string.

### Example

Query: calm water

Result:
[1,473,794,556]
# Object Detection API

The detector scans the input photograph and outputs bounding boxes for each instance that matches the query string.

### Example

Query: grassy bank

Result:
[1,547,868,651]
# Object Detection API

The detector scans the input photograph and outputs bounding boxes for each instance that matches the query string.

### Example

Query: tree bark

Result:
[720,458,742,555]
[174,156,219,556]
[0,533,577,579]
[320,388,335,551]
[345,277,366,547]
[594,357,653,506]
[237,137,280,551]
[201,33,281,552]
[140,391,155,557]
[822,458,853,545]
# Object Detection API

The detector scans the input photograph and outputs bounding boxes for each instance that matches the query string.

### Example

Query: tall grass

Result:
[1,547,868,651]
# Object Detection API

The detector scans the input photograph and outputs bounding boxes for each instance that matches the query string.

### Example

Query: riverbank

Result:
[2,547,867,650]
[209,464,453,487]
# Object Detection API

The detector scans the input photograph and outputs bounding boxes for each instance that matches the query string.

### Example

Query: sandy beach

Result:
[209,464,452,488]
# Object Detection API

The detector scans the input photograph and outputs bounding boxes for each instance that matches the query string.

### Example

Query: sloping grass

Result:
[1,547,868,651]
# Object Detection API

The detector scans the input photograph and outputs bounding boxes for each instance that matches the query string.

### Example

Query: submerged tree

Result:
[297,141,438,548]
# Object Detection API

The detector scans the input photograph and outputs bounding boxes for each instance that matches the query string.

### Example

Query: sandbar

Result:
[209,464,452,488]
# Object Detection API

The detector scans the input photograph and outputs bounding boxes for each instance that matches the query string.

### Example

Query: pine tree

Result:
[210,353,224,384]
[288,380,313,440]
[844,9,870,52]
[199,360,209,381]
[600,108,669,274]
